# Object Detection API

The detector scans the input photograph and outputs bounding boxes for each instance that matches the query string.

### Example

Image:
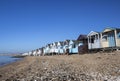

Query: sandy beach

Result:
[0,52,120,81]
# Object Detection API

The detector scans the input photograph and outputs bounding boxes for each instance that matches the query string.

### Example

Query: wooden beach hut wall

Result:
[87,31,101,50]
[43,47,46,55]
[36,49,39,56]
[44,44,51,55]
[57,41,64,54]
[68,40,73,53]
[53,42,58,54]
[36,48,42,56]
[33,50,37,56]
[43,46,48,55]
[49,43,54,54]
[43,46,46,54]
[63,40,70,54]
[40,47,44,56]
[77,34,88,54]
[117,28,120,47]
[31,50,34,56]
[28,51,32,56]
[77,35,88,45]
[42,47,45,56]
[69,40,80,54]
[22,52,29,56]
[101,27,120,48]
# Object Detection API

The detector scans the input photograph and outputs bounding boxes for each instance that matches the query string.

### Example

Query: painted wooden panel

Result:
[79,42,83,46]
[55,49,58,53]
[71,48,78,53]
[108,33,115,47]
[116,31,120,46]
[28,51,32,55]
[36,50,41,56]
[33,51,37,56]
[57,47,63,54]
[117,32,120,38]
[69,40,81,53]
[57,49,64,54]
[116,39,120,47]
[69,48,78,53]
[103,29,112,32]
[43,49,46,54]
[101,41,109,47]
[94,39,101,48]
[88,39,101,49]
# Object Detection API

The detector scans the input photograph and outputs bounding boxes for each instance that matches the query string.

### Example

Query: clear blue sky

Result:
[0,0,120,53]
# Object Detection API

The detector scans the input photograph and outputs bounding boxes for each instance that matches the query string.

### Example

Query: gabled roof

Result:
[69,40,80,45]
[77,34,87,41]
[45,44,50,47]
[53,42,58,45]
[87,31,100,37]
[69,40,76,44]
[64,39,70,45]
[57,41,64,46]
[102,27,120,33]
[70,40,76,42]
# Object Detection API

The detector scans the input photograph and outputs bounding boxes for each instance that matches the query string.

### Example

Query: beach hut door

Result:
[108,33,115,47]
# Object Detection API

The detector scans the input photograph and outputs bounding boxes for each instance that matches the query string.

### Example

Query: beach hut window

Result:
[102,35,108,41]
[91,38,94,43]
[117,32,120,39]
[73,44,76,48]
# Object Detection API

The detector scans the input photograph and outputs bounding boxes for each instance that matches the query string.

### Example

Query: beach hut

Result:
[49,43,54,54]
[63,40,70,54]
[43,44,51,55]
[69,40,80,54]
[57,41,64,54]
[101,27,120,48]
[45,44,51,54]
[32,50,37,56]
[42,47,46,56]
[77,34,88,45]
[36,48,42,56]
[22,52,29,56]
[53,42,58,54]
[87,31,101,50]
[39,47,44,56]
[28,51,32,56]
[77,34,88,54]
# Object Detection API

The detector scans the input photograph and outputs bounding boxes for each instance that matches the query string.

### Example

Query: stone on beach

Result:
[0,52,120,81]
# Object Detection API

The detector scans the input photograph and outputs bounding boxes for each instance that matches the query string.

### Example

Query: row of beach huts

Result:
[22,27,120,56]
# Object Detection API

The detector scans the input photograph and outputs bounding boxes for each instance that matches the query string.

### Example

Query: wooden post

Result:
[98,33,100,48]
[100,33,102,48]
[88,36,89,49]
[114,29,117,47]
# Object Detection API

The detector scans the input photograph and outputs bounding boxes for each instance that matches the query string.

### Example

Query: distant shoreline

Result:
[11,55,26,58]
[0,56,23,67]
[0,54,21,56]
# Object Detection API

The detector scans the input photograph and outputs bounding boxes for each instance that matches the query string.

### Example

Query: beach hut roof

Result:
[102,27,120,33]
[77,34,87,41]
[87,31,100,37]
[58,41,64,45]
[64,39,70,45]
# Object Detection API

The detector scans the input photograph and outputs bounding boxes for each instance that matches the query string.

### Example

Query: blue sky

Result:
[0,0,120,53]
